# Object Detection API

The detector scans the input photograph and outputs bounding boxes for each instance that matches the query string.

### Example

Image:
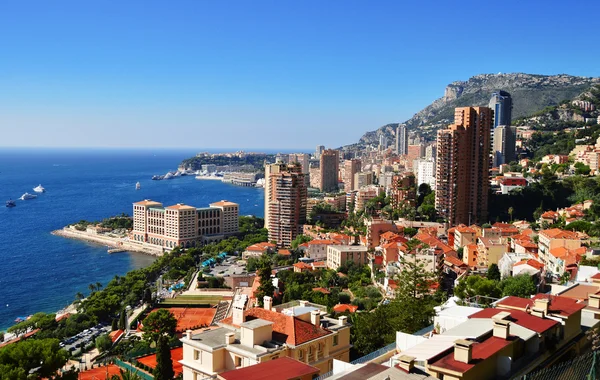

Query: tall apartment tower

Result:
[489,91,512,128]
[396,124,408,155]
[315,145,325,159]
[492,125,517,166]
[435,107,492,226]
[343,159,362,191]
[267,164,307,247]
[264,162,287,230]
[319,149,339,193]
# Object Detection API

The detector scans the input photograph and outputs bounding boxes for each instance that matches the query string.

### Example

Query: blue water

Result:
[0,148,265,330]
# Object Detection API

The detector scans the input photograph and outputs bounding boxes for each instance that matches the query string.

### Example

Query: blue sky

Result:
[1,1,599,150]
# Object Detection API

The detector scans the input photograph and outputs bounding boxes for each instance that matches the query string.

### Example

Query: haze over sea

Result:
[0,148,270,331]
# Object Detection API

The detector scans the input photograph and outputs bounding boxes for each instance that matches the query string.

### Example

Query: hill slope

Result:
[351,73,600,147]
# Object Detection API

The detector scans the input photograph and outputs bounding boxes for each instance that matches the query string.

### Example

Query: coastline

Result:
[52,227,164,256]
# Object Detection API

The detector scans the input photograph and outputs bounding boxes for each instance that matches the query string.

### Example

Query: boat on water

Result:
[6,199,16,208]
[164,172,174,180]
[136,182,141,190]
[20,192,37,200]
[33,184,46,193]
[152,175,164,180]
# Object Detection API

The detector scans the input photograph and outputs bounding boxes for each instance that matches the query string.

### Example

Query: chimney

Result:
[531,308,545,318]
[225,332,235,345]
[493,320,511,340]
[264,296,273,311]
[589,294,600,309]
[299,300,308,307]
[534,298,549,314]
[454,340,474,364]
[233,304,245,326]
[186,330,192,340]
[338,316,347,326]
[397,355,415,373]
[311,310,321,326]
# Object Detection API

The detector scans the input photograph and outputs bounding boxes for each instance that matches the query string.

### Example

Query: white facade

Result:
[415,158,436,190]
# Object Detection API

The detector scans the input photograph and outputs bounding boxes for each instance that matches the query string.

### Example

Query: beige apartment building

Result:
[132,199,239,249]
[326,245,369,270]
[180,297,351,380]
[210,201,239,236]
[342,159,362,191]
[320,149,339,193]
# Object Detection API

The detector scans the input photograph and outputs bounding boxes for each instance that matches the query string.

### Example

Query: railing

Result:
[114,359,154,380]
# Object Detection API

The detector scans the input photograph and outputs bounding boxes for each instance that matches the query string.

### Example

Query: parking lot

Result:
[60,323,111,354]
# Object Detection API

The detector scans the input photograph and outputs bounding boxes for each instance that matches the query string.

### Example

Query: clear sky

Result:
[2,0,600,150]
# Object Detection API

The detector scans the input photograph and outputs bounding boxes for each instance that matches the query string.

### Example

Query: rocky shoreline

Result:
[52,227,164,256]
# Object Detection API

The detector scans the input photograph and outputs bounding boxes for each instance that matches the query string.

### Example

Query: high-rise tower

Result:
[396,124,408,155]
[435,107,492,226]
[489,91,512,128]
[319,149,339,193]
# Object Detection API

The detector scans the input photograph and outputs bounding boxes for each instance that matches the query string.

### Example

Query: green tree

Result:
[118,309,127,331]
[0,338,68,379]
[95,334,113,353]
[487,264,501,281]
[143,288,153,304]
[111,318,118,331]
[154,336,175,380]
[255,258,275,307]
[454,275,501,301]
[141,309,177,345]
[499,275,537,298]
[110,368,144,380]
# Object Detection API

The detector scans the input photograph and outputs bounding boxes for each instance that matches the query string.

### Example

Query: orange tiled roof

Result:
[307,239,336,246]
[456,224,476,233]
[210,200,238,207]
[540,211,558,219]
[166,203,196,210]
[312,287,331,294]
[278,249,292,256]
[513,259,544,270]
[445,255,467,267]
[246,242,276,251]
[220,307,332,346]
[540,228,580,240]
[333,304,359,313]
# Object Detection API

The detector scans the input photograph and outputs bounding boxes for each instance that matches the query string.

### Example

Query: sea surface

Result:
[0,148,266,330]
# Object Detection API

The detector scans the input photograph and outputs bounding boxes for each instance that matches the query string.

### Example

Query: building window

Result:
[194,350,201,362]
[333,335,338,346]
[235,356,242,367]
[298,349,304,360]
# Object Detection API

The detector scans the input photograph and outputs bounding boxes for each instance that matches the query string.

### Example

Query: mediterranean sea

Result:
[0,148,266,331]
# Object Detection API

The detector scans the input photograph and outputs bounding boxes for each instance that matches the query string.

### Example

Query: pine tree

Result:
[118,309,126,330]
[154,336,174,380]
[111,318,118,331]
[255,258,275,307]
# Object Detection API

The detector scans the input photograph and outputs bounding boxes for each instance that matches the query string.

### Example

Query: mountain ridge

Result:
[346,73,600,148]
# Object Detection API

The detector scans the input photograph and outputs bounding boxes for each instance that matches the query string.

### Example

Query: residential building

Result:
[210,201,239,236]
[264,162,288,230]
[396,124,408,155]
[267,164,308,248]
[342,159,361,191]
[355,185,384,213]
[414,158,436,190]
[326,245,369,270]
[315,145,325,159]
[305,240,337,261]
[353,172,373,190]
[538,228,582,275]
[451,225,477,251]
[435,107,492,226]
[133,199,239,249]
[390,173,416,210]
[217,357,319,380]
[493,125,517,167]
[242,242,277,259]
[181,298,351,379]
[499,175,526,194]
[288,153,310,174]
[489,90,512,128]
[320,149,339,193]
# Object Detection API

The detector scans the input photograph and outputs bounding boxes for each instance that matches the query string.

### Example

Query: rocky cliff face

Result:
[350,73,600,147]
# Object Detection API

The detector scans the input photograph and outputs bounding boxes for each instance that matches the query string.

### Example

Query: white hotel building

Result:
[132,199,239,249]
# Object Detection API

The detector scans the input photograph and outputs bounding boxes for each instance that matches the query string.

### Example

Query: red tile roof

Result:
[540,228,579,240]
[278,249,292,256]
[592,273,600,280]
[312,287,331,294]
[429,336,514,374]
[469,308,558,333]
[513,259,544,270]
[307,239,336,246]
[333,304,359,313]
[218,357,320,380]
[246,242,276,251]
[445,256,467,267]
[497,295,586,318]
[220,307,332,346]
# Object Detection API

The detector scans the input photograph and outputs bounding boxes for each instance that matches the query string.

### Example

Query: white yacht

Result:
[136,182,141,190]
[20,193,37,200]
[33,184,46,193]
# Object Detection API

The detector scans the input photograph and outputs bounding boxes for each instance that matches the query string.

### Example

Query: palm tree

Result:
[95,282,103,291]
[508,207,514,222]
[75,292,84,301]
[88,283,97,293]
